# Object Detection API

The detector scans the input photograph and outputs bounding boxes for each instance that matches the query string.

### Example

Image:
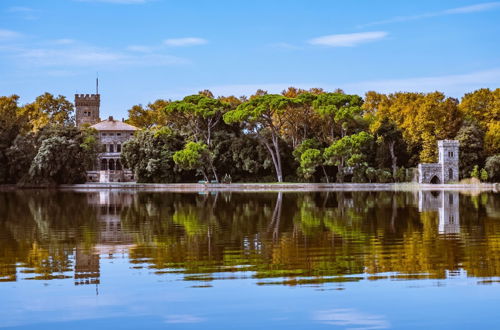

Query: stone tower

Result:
[75,93,100,128]
[418,140,459,183]
[438,140,459,183]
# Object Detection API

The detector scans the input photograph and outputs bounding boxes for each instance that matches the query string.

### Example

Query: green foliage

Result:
[324,132,373,182]
[455,121,485,178]
[173,141,213,181]
[27,127,94,184]
[121,128,184,183]
[2,87,496,184]
[471,165,480,179]
[480,168,489,182]
[376,169,393,183]
[365,167,377,183]
[485,155,500,182]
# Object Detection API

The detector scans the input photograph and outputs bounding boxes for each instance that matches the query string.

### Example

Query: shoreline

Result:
[1,182,498,192]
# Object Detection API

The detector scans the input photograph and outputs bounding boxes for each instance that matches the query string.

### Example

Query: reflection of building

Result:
[418,191,460,234]
[75,88,138,182]
[74,249,100,285]
[74,191,135,286]
[418,140,459,184]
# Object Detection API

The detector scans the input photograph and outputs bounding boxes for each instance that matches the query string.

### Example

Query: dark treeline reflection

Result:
[0,190,499,286]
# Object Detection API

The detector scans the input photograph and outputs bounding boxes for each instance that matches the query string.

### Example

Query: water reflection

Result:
[418,191,460,234]
[0,189,499,286]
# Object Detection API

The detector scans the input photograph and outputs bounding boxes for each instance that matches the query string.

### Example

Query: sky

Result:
[0,0,499,119]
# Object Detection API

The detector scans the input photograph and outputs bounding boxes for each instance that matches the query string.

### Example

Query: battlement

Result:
[438,140,459,148]
[75,94,100,106]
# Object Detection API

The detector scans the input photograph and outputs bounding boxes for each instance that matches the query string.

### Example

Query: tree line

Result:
[122,87,499,183]
[0,88,499,184]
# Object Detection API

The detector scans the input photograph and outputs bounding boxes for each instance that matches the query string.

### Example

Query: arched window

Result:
[109,144,114,153]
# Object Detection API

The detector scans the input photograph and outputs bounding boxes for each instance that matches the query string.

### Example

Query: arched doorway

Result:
[100,159,108,171]
[430,175,441,184]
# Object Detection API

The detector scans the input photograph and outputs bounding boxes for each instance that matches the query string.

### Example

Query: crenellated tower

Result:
[75,93,100,128]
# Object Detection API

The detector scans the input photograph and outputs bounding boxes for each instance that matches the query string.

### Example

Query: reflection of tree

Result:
[0,191,99,281]
[1,190,500,286]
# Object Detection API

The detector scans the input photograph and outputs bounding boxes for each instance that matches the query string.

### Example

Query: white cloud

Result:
[164,37,208,47]
[0,29,22,40]
[313,309,390,329]
[126,45,155,52]
[270,42,302,50]
[0,39,188,68]
[359,1,500,27]
[7,6,34,13]
[52,39,76,45]
[444,2,500,14]
[164,314,205,324]
[309,31,388,47]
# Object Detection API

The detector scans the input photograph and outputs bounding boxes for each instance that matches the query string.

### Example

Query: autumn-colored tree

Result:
[364,91,462,163]
[127,99,169,129]
[20,93,74,131]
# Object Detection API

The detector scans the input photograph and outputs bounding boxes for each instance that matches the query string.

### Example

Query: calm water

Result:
[1,189,499,329]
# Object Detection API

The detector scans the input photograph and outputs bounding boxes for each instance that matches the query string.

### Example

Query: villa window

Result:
[117,144,121,152]
[109,144,114,153]
[117,133,121,136]
[102,133,107,136]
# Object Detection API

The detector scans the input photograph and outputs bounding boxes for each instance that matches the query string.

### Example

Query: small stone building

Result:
[418,140,459,184]
[75,92,138,182]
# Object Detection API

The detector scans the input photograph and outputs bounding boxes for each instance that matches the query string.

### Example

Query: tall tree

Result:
[224,94,299,182]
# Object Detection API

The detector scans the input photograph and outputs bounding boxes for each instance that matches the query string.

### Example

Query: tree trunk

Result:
[321,165,330,183]
[272,135,283,182]
[389,140,397,178]
[263,136,283,182]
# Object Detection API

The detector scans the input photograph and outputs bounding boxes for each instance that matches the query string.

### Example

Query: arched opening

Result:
[449,168,453,180]
[116,160,122,170]
[100,159,108,171]
[109,159,115,170]
[430,175,441,184]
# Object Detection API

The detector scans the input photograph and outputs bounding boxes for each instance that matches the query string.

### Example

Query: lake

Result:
[0,189,499,329]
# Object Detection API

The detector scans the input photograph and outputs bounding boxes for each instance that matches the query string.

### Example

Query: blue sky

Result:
[0,0,499,119]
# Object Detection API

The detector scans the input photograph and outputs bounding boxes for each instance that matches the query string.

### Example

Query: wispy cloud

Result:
[343,68,500,95]
[7,6,38,19]
[126,45,155,52]
[168,68,500,100]
[0,39,188,68]
[270,42,302,50]
[309,31,388,47]
[164,314,205,324]
[444,2,500,14]
[0,29,22,40]
[313,309,390,329]
[164,37,208,47]
[359,1,500,27]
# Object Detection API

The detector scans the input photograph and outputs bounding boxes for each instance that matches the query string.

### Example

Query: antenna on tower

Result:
[96,72,99,94]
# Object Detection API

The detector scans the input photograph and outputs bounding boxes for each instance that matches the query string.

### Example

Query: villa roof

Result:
[91,116,139,131]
